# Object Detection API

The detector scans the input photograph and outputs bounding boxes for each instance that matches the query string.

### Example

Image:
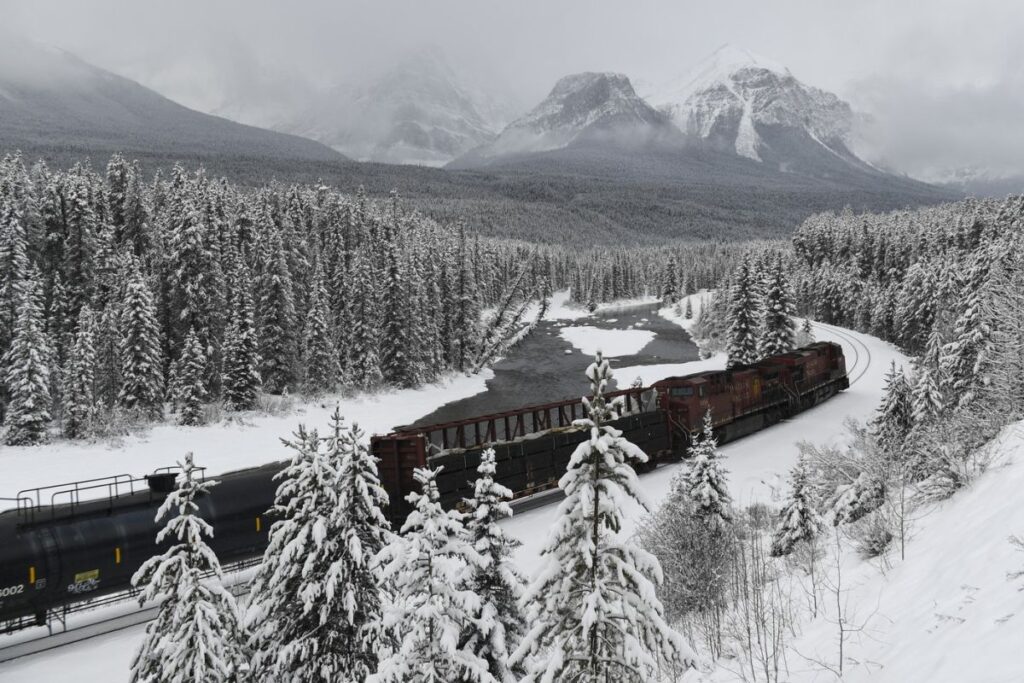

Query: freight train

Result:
[0,342,847,632]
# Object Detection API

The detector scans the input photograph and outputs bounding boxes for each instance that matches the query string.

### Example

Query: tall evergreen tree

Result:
[255,225,297,394]
[62,306,96,439]
[372,467,494,683]
[2,281,51,445]
[301,263,340,393]
[380,221,415,388]
[662,254,679,304]
[726,257,760,367]
[512,352,695,681]
[461,448,527,683]
[249,420,389,682]
[0,201,29,362]
[130,454,249,682]
[221,259,261,411]
[910,327,945,427]
[329,416,393,679]
[872,361,913,453]
[684,410,732,529]
[347,252,383,390]
[769,455,822,557]
[118,258,163,416]
[94,302,123,408]
[177,327,206,426]
[759,254,796,358]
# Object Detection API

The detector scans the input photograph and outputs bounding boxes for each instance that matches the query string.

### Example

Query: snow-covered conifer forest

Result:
[0,152,763,443]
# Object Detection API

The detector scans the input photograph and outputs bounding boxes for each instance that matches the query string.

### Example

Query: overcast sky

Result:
[4,0,1024,179]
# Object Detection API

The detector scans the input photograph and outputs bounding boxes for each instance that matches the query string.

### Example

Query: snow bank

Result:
[544,289,659,321]
[782,421,1024,683]
[658,290,712,333]
[0,370,493,509]
[558,326,655,357]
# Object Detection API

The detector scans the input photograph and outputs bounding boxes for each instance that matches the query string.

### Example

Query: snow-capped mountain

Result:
[644,45,867,173]
[452,72,682,166]
[283,47,503,166]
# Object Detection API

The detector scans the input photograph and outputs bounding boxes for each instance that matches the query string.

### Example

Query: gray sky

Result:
[4,0,1024,179]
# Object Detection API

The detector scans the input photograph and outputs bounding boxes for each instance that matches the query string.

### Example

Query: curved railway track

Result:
[810,320,873,386]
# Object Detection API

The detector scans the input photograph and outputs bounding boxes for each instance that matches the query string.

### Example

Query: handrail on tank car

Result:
[16,473,139,523]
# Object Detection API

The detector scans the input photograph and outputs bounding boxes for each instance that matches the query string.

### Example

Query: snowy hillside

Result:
[643,45,868,173]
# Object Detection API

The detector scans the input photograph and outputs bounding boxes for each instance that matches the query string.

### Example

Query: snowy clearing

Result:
[558,325,655,357]
[0,370,493,510]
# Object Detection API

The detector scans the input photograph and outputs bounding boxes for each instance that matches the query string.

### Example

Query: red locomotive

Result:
[371,341,849,523]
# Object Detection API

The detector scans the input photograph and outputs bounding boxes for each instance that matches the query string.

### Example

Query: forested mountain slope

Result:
[0,31,345,169]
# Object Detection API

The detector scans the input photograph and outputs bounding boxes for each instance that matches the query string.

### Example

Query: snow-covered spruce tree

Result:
[301,262,340,394]
[130,453,249,682]
[347,252,384,390]
[684,410,733,529]
[0,201,30,360]
[2,282,51,445]
[331,414,393,679]
[662,254,679,304]
[872,361,913,454]
[118,258,163,417]
[684,296,693,320]
[255,225,297,394]
[176,328,207,426]
[511,352,695,681]
[726,257,761,368]
[372,466,493,683]
[940,245,996,408]
[770,455,823,557]
[759,254,796,358]
[461,448,527,682]
[379,220,416,388]
[249,416,390,682]
[910,327,945,428]
[62,306,96,439]
[93,302,123,408]
[221,259,261,411]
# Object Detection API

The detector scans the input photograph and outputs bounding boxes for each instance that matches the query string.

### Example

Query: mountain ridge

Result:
[0,31,346,168]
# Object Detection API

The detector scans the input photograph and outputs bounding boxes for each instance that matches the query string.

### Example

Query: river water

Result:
[403,302,700,431]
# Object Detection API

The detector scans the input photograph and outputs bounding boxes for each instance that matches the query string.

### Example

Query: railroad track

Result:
[809,320,873,386]
[0,572,252,665]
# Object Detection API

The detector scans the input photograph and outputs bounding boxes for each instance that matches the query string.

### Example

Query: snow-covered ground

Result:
[777,420,1024,683]
[544,289,660,321]
[0,370,493,510]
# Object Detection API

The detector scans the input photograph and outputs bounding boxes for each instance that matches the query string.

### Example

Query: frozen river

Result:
[406,301,700,430]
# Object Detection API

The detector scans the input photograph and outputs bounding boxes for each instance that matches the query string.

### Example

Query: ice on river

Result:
[558,325,656,357]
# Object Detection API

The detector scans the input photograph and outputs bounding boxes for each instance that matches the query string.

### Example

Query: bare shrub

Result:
[848,511,893,559]
[257,392,296,416]
[721,533,793,683]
